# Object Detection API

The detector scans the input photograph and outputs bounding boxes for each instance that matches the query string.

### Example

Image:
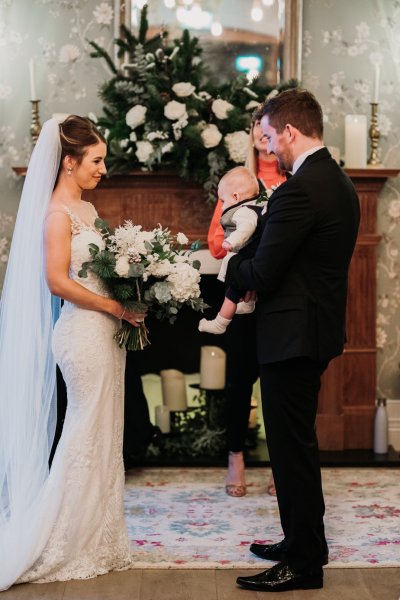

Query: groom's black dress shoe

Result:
[250,540,329,566]
[236,562,323,592]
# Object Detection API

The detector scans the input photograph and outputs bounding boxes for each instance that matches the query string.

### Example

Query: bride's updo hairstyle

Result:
[56,115,106,181]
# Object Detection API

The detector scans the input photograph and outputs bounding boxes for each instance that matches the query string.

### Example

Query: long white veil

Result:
[0,119,61,589]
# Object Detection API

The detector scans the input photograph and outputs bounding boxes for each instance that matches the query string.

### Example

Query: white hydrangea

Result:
[201,124,222,148]
[164,100,187,121]
[126,105,147,129]
[114,255,130,278]
[172,82,196,97]
[135,140,153,163]
[225,130,249,163]
[211,98,234,119]
[167,262,201,302]
[148,281,172,304]
[93,2,113,25]
[146,259,174,278]
[59,44,80,63]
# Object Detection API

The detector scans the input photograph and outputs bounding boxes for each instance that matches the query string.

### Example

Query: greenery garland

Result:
[90,6,296,203]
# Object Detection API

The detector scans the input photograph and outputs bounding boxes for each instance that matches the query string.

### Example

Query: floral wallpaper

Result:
[0,0,400,397]
[302,0,400,398]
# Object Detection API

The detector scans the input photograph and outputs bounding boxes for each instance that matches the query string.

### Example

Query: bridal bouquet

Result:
[79,218,208,350]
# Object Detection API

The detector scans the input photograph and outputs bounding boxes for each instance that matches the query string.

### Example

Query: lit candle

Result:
[155,405,170,434]
[344,114,367,168]
[372,64,380,104]
[200,346,226,390]
[160,369,187,411]
[29,59,37,101]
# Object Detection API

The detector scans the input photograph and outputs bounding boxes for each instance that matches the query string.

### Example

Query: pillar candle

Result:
[200,346,226,390]
[344,115,367,168]
[29,59,37,101]
[155,405,170,434]
[160,369,187,411]
[372,64,380,104]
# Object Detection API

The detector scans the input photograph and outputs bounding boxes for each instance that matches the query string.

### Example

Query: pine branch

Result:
[88,40,117,74]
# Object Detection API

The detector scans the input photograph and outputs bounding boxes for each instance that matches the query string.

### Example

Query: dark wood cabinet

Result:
[85,167,399,450]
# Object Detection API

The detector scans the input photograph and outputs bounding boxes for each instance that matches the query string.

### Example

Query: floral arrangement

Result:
[90,6,296,202]
[79,218,208,350]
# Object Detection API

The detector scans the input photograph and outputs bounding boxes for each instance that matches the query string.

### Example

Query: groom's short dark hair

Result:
[254,88,324,139]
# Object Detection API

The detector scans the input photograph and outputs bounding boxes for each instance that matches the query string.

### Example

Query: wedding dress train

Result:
[17,207,132,584]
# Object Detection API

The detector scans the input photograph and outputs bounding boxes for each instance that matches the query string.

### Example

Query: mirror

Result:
[114,0,302,84]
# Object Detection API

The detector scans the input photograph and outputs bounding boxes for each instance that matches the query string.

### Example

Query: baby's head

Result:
[218,166,259,208]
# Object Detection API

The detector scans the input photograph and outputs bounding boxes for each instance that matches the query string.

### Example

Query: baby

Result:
[198,166,267,335]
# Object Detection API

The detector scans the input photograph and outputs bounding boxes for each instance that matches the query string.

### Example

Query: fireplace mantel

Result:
[13,165,400,449]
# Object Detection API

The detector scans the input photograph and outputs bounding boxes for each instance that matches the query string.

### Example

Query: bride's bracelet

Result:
[118,306,126,320]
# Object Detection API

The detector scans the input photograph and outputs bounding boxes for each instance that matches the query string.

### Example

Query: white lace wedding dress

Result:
[17,207,132,584]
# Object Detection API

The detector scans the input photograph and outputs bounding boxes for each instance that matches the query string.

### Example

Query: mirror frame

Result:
[114,0,303,83]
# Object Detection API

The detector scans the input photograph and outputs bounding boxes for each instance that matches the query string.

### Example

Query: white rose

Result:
[172,82,196,97]
[129,131,137,142]
[115,255,130,278]
[164,100,187,121]
[126,105,147,129]
[200,124,222,149]
[211,98,234,119]
[135,140,153,163]
[225,131,249,163]
[177,232,189,245]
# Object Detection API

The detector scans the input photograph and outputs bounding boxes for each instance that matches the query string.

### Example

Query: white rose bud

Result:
[245,100,260,111]
[135,140,153,163]
[211,98,234,119]
[164,100,187,121]
[200,124,222,149]
[172,82,196,97]
[126,105,147,129]
[177,232,189,245]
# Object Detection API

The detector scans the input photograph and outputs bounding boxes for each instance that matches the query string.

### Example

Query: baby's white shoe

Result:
[235,300,256,315]
[198,313,231,334]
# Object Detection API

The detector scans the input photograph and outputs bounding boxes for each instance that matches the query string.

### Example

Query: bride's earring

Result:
[66,168,72,175]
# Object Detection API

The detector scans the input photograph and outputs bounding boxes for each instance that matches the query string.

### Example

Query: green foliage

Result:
[90,8,297,203]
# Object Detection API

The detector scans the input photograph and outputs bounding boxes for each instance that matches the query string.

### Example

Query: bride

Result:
[0,116,146,590]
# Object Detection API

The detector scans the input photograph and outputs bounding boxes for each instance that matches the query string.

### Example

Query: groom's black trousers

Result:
[259,357,329,573]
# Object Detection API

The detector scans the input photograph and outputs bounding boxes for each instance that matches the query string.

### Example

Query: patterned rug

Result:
[124,467,400,569]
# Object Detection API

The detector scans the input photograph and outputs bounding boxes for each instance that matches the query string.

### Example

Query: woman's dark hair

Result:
[55,115,106,183]
[254,88,324,139]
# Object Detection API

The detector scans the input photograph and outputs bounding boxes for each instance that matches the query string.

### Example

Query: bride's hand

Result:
[122,307,147,327]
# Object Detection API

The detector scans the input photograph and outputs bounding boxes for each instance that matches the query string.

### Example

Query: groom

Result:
[227,88,360,592]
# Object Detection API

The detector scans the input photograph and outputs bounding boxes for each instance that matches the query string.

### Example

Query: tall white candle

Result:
[344,115,367,168]
[200,346,226,390]
[372,64,380,104]
[29,59,37,101]
[160,369,187,411]
[155,405,170,434]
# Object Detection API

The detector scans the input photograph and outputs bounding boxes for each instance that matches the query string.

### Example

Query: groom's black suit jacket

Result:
[227,147,360,365]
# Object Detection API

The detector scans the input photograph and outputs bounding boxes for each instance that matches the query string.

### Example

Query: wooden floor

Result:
[2,568,399,599]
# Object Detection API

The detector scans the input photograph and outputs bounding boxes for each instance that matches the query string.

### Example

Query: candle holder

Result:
[368,102,381,166]
[30,100,41,145]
